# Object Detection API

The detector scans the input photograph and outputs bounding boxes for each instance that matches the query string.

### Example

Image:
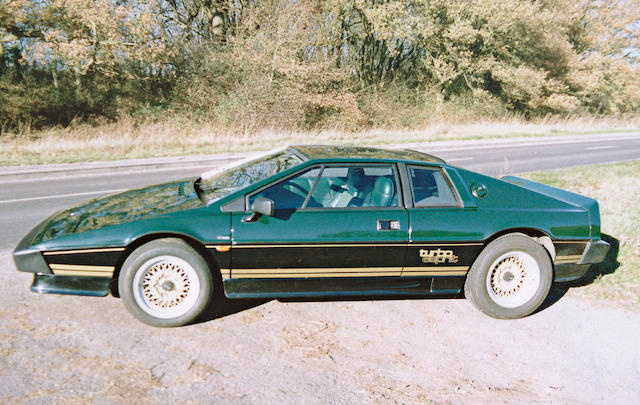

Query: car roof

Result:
[290,145,445,164]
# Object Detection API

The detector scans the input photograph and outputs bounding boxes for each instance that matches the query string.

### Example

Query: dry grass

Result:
[1,114,639,166]
[524,160,640,308]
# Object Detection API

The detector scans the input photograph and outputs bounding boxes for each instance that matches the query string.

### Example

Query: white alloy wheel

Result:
[119,238,214,327]
[485,251,541,308]
[464,233,552,319]
[133,255,201,319]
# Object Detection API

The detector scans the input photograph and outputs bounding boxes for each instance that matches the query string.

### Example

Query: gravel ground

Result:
[1,250,639,404]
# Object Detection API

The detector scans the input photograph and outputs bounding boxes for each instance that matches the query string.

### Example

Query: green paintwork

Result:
[33,179,203,244]
[13,145,606,298]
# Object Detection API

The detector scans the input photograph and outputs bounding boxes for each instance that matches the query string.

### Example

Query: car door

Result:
[230,164,408,283]
[403,164,484,278]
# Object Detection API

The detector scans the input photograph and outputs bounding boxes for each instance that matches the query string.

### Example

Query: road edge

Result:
[1,132,638,182]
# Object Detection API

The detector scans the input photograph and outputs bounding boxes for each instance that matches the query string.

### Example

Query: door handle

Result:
[377,220,400,231]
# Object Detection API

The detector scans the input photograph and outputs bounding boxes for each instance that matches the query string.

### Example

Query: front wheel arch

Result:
[110,233,219,298]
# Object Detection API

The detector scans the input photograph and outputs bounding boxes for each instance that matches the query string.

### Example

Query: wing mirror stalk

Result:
[242,197,274,223]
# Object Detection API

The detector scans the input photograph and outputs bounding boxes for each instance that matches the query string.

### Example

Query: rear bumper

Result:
[578,240,610,264]
[553,239,610,282]
[554,264,590,282]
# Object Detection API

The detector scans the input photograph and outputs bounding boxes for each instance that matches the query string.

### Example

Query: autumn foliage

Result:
[1,0,639,133]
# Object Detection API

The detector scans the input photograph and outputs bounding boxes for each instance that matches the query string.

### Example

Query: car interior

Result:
[251,166,399,210]
[250,165,457,211]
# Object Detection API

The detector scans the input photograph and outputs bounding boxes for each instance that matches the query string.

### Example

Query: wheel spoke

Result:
[132,255,201,319]
[485,251,541,309]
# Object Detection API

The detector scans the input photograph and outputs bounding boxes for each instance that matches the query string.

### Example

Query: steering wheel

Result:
[282,181,322,207]
[283,181,308,196]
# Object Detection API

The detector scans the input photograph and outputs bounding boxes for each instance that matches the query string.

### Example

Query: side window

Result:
[310,165,399,208]
[249,167,321,210]
[410,167,458,207]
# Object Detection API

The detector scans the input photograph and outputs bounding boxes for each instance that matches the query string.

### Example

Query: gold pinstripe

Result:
[411,243,482,246]
[555,254,583,264]
[224,244,406,248]
[232,267,401,274]
[223,266,469,279]
[402,266,469,276]
[207,242,483,249]
[402,270,468,276]
[554,241,588,244]
[43,247,125,255]
[50,270,114,277]
[49,264,114,277]
[49,264,115,271]
[231,271,400,279]
[403,266,469,271]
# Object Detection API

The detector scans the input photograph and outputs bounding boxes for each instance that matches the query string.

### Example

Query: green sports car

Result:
[13,145,609,327]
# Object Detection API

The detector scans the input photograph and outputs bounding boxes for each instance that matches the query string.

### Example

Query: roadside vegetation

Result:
[1,0,639,162]
[2,116,639,166]
[524,160,640,309]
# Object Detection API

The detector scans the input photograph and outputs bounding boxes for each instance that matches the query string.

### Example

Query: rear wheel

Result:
[119,238,213,327]
[464,233,552,319]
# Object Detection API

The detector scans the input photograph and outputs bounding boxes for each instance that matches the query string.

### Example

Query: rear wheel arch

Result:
[484,228,555,262]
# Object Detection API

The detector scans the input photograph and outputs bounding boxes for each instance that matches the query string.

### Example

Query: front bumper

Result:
[13,248,51,274]
[13,212,56,274]
[31,274,110,296]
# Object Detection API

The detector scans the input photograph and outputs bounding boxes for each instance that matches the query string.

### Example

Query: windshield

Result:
[197,148,304,204]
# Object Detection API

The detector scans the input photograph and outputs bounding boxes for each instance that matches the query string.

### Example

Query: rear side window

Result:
[409,167,458,207]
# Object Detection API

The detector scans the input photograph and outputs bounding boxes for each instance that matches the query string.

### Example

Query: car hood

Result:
[31,178,204,244]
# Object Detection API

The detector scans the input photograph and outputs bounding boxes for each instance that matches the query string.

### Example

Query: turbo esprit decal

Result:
[419,248,459,264]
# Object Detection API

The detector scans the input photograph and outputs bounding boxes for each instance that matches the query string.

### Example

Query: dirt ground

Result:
[1,250,638,404]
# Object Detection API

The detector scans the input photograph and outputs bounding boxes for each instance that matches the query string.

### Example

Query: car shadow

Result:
[536,233,620,313]
[196,294,269,324]
[194,255,269,324]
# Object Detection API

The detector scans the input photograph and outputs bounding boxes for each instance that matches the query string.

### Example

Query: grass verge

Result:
[524,160,640,309]
[1,115,639,166]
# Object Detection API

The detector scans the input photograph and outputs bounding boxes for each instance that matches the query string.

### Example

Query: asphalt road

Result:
[1,133,639,250]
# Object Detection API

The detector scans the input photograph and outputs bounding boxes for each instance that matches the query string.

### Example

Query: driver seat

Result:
[368,176,394,207]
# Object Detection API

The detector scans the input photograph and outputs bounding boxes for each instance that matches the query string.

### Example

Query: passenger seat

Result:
[366,176,395,207]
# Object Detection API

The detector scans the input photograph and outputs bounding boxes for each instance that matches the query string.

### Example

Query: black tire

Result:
[464,233,552,319]
[118,238,213,327]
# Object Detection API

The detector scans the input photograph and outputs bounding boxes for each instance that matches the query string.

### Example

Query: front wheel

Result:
[118,238,213,327]
[464,233,552,319]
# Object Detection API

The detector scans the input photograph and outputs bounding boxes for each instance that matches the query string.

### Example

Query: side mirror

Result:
[242,197,274,223]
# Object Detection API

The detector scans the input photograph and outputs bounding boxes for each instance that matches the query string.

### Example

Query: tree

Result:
[13,0,170,84]
[322,0,639,114]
